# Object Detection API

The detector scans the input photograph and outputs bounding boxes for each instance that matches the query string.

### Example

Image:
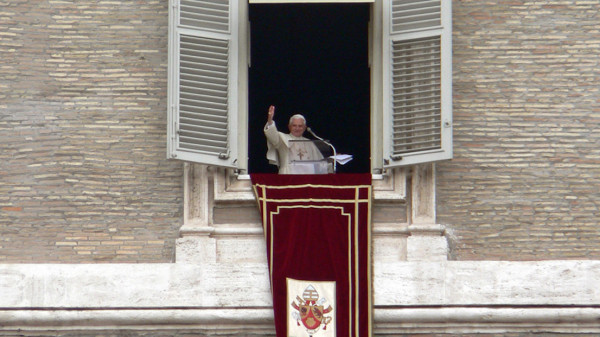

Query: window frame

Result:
[381,0,453,168]
[168,0,452,173]
[167,0,243,168]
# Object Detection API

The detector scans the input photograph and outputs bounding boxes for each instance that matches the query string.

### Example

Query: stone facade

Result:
[2,1,598,264]
[1,0,600,336]
[439,0,600,260]
[2,0,598,263]
[1,0,182,263]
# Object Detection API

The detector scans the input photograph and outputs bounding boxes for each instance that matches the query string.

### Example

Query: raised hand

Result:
[267,105,275,125]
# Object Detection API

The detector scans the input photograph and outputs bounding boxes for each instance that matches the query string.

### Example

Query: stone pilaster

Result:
[175,163,216,263]
[407,163,447,261]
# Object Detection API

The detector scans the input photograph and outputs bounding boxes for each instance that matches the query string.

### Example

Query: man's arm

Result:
[264,105,281,147]
[266,105,275,126]
[264,105,284,167]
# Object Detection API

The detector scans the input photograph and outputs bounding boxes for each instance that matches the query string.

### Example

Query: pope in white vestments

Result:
[264,105,324,174]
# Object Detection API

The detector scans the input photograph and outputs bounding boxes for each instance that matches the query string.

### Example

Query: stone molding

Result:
[2,261,600,333]
[1,307,600,334]
[212,166,407,204]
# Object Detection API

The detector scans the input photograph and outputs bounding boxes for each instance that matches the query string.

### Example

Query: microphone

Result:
[307,127,337,173]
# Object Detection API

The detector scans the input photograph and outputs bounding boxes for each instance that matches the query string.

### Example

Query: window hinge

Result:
[174,119,180,135]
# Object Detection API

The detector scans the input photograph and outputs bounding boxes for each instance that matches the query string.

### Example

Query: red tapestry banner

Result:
[251,174,372,337]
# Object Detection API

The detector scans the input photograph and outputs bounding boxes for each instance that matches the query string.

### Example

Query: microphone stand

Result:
[307,127,337,173]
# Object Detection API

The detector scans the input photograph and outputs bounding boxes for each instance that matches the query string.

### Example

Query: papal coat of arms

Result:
[290,284,333,336]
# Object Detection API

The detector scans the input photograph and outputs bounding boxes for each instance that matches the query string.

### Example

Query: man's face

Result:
[288,118,306,137]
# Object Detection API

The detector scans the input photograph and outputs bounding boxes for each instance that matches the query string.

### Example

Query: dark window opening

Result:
[248,3,370,173]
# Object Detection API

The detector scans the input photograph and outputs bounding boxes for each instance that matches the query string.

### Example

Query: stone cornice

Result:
[1,307,600,334]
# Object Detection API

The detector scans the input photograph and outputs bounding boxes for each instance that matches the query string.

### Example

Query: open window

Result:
[168,0,452,173]
[247,3,370,173]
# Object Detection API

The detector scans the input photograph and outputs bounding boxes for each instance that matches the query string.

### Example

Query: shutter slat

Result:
[394,136,441,147]
[393,73,440,82]
[391,0,441,33]
[392,93,440,104]
[178,140,228,153]
[180,85,228,100]
[180,119,227,131]
[180,100,228,114]
[181,41,228,55]
[180,76,227,91]
[393,100,440,110]
[179,128,228,140]
[180,107,229,121]
[393,82,440,92]
[180,0,230,33]
[393,112,440,122]
[180,68,227,82]
[181,88,227,105]
[394,123,440,134]
[180,81,228,96]
[179,100,226,111]
[182,0,229,11]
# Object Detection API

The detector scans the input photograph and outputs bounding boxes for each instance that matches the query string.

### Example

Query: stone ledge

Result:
[1,260,600,334]
[0,308,275,331]
[1,307,600,334]
[2,261,600,308]
[376,306,600,334]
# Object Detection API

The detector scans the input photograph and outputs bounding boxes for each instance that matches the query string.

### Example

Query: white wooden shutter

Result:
[168,0,239,167]
[382,0,452,167]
